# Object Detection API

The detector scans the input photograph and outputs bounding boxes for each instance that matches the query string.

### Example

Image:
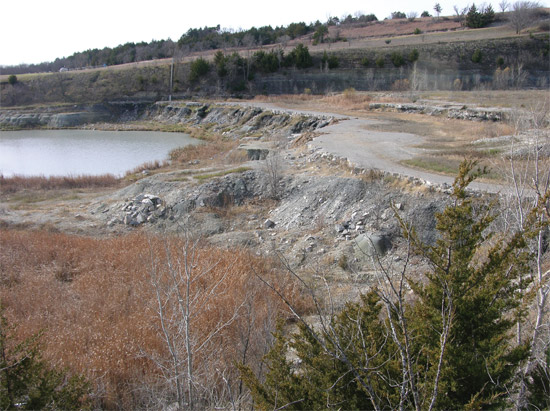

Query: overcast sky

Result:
[1,0,547,66]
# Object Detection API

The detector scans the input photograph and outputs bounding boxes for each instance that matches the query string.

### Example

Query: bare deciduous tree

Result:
[263,150,285,199]
[499,0,510,11]
[500,102,550,408]
[509,1,542,33]
[407,11,419,21]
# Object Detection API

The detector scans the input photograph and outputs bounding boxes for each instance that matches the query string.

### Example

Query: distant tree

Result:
[391,11,407,19]
[509,1,542,33]
[326,16,339,26]
[253,50,280,73]
[407,11,419,21]
[466,3,496,28]
[421,10,432,17]
[391,52,405,67]
[499,0,510,11]
[453,4,469,22]
[322,51,339,69]
[466,3,482,26]
[312,25,329,45]
[285,22,309,39]
[434,2,443,19]
[286,44,313,69]
[189,57,210,82]
[409,48,420,62]
[214,50,227,77]
[483,4,496,25]
[7,75,17,85]
[471,48,483,63]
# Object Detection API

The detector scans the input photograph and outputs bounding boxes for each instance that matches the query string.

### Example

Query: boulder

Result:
[264,219,276,229]
[353,232,392,259]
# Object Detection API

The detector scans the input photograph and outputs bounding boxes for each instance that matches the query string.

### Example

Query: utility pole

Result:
[169,57,174,102]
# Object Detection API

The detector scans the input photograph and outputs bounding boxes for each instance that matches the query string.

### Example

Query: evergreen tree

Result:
[405,160,531,409]
[214,51,227,77]
[466,3,496,27]
[241,161,532,410]
[0,306,91,410]
[286,44,313,69]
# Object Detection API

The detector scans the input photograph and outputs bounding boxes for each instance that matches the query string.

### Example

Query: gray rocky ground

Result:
[2,100,529,289]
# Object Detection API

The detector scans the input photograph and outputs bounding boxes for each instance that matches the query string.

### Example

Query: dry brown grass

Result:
[418,90,550,109]
[124,159,168,176]
[254,90,409,114]
[0,229,307,409]
[169,132,242,168]
[0,174,120,194]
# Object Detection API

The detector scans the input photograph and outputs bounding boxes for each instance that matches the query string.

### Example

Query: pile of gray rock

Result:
[121,194,167,226]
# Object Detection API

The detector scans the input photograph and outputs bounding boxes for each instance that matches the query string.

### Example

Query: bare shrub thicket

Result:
[500,101,550,407]
[0,229,305,409]
[169,139,238,166]
[509,1,543,33]
[0,174,119,193]
[263,150,285,199]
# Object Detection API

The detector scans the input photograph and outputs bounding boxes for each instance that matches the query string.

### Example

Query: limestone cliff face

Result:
[0,101,334,134]
[0,109,110,128]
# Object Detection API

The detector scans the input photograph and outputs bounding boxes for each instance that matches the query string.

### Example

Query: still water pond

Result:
[0,130,198,177]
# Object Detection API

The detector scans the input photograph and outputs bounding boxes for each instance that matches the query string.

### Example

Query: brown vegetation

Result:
[124,159,167,176]
[0,173,120,194]
[0,229,306,408]
[169,133,244,168]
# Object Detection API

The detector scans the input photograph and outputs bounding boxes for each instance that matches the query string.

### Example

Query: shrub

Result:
[253,50,280,73]
[325,54,339,69]
[471,48,483,63]
[385,39,392,44]
[0,174,119,193]
[414,27,423,34]
[465,4,495,28]
[8,75,17,85]
[409,49,420,62]
[375,56,385,68]
[189,57,210,82]
[343,87,357,99]
[391,11,406,19]
[391,52,405,67]
[453,78,463,90]
[361,57,370,67]
[338,254,348,270]
[391,78,410,91]
[312,25,328,45]
[214,50,228,77]
[0,230,305,409]
[286,44,313,69]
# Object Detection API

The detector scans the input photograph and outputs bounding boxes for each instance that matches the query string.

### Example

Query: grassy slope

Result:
[1,16,548,106]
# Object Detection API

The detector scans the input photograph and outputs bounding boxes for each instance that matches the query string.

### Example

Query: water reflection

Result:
[0,130,197,177]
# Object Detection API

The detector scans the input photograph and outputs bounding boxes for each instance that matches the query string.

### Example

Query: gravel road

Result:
[239,102,503,193]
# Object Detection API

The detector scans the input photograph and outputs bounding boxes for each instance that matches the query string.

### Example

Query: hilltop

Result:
[1,30,548,107]
[1,7,549,107]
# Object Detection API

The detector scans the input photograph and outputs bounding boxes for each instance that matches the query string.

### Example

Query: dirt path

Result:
[238,102,502,193]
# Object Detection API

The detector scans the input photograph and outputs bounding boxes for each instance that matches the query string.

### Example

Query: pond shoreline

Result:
[0,129,197,178]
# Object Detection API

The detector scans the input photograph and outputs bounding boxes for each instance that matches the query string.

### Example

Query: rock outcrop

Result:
[369,102,509,122]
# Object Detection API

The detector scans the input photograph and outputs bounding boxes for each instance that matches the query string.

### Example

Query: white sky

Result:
[1,0,546,66]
